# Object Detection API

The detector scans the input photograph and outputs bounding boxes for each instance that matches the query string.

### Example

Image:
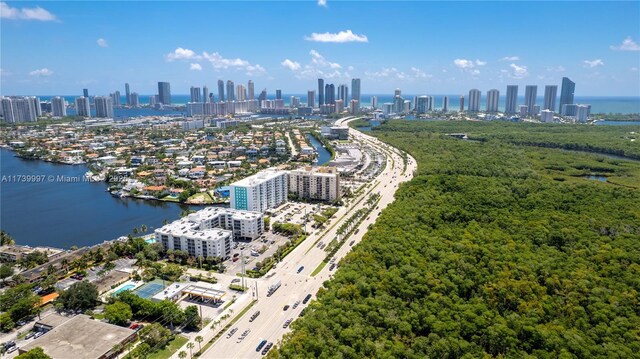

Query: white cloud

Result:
[453,58,484,75]
[305,30,368,43]
[453,59,475,69]
[546,65,566,72]
[610,37,640,51]
[0,2,57,21]
[365,66,431,81]
[285,50,351,79]
[29,68,53,77]
[500,56,520,61]
[508,63,528,79]
[309,50,342,69]
[583,59,604,68]
[96,38,108,48]
[0,68,11,77]
[631,67,638,72]
[166,47,201,61]
[317,0,327,7]
[281,59,301,71]
[166,47,265,75]
[410,67,431,79]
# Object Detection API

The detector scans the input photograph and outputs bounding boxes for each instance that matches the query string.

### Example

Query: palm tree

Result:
[195,336,203,352]
[132,227,139,235]
[141,224,147,233]
[178,351,187,359]
[187,342,195,358]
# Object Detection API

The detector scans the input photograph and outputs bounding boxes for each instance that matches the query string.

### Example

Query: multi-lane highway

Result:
[177,118,417,358]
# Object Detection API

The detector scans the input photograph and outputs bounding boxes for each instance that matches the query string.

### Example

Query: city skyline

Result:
[1,1,639,96]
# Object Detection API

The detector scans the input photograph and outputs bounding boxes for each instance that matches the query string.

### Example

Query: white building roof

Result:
[231,168,287,187]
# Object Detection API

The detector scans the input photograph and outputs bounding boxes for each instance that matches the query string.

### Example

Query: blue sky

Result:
[1,1,639,96]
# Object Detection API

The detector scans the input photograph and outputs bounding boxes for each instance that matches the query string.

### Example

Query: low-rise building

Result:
[20,314,136,359]
[288,166,341,202]
[155,207,264,257]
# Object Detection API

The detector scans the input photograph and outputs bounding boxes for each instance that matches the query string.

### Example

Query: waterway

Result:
[305,134,332,165]
[0,148,200,248]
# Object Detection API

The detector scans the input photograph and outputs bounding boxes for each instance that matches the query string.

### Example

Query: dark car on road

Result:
[256,339,267,352]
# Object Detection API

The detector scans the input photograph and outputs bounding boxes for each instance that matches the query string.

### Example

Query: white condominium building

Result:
[230,168,289,213]
[155,207,264,258]
[157,227,232,259]
[288,166,341,202]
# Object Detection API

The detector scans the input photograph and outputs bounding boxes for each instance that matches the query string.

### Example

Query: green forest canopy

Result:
[272,121,640,358]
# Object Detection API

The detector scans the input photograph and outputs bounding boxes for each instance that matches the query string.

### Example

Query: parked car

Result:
[25,332,35,339]
[297,266,304,274]
[283,305,290,311]
[292,300,300,309]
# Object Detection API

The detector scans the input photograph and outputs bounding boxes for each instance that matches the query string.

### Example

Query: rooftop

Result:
[21,314,135,359]
[230,168,287,187]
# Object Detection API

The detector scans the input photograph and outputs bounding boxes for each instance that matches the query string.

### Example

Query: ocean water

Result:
[37,94,640,115]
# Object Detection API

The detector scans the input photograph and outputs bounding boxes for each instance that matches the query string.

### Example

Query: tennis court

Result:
[133,279,167,299]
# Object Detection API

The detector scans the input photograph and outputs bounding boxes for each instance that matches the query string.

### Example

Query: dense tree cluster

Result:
[113,291,200,330]
[273,121,640,358]
[0,284,41,331]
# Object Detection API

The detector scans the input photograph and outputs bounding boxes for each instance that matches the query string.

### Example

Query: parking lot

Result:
[223,232,290,274]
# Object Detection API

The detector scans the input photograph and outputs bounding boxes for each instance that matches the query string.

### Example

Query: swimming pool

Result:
[113,284,136,296]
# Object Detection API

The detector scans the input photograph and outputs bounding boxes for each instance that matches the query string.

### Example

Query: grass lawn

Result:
[310,261,327,276]
[148,335,188,359]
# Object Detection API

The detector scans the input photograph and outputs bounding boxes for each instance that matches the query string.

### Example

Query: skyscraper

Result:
[190,86,201,103]
[94,96,114,118]
[125,83,131,106]
[524,85,537,115]
[203,86,209,103]
[111,91,121,107]
[351,78,361,112]
[218,80,225,102]
[83,89,89,98]
[307,90,316,108]
[0,97,37,123]
[318,79,324,106]
[371,96,377,109]
[76,97,91,117]
[130,93,140,108]
[325,84,335,104]
[237,84,246,101]
[276,89,282,100]
[559,77,575,115]
[337,84,349,103]
[486,89,499,112]
[505,85,518,114]
[544,85,558,112]
[30,97,42,117]
[248,80,254,100]
[51,96,67,117]
[258,89,267,103]
[459,96,465,112]
[468,89,481,112]
[442,96,449,112]
[226,80,235,101]
[158,82,171,105]
[395,88,401,96]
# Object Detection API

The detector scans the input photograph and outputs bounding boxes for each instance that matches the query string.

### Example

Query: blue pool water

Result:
[113,284,136,295]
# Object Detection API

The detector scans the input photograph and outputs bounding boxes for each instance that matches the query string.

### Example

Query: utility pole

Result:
[240,250,245,290]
